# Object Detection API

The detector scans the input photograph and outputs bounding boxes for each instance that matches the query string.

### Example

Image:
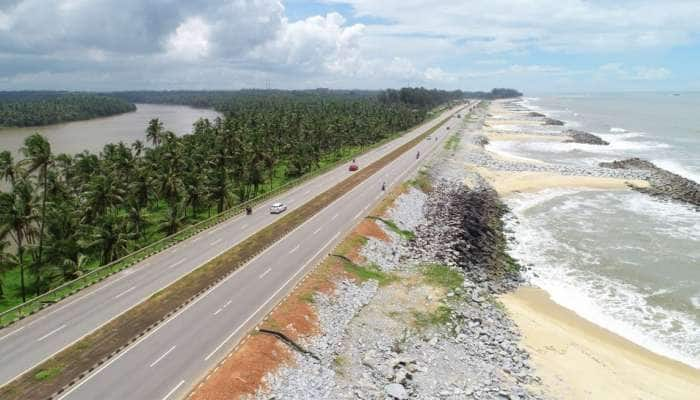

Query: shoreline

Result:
[500,286,700,400]
[479,99,700,398]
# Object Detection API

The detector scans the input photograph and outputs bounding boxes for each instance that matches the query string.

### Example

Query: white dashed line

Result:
[169,258,187,269]
[289,244,300,254]
[331,213,338,221]
[37,324,66,342]
[313,227,322,235]
[210,238,223,246]
[161,380,185,400]
[259,268,272,279]
[114,286,136,299]
[150,345,176,368]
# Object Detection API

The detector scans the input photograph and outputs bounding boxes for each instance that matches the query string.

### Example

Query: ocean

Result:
[495,93,700,368]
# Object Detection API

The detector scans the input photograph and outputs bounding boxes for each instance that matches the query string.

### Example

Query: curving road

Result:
[0,103,473,389]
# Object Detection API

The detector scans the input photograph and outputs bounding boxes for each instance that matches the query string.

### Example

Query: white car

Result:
[269,202,287,214]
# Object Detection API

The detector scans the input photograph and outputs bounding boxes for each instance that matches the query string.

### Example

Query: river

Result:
[0,104,221,156]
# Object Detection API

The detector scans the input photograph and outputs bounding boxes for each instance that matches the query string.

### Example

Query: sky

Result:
[0,0,699,93]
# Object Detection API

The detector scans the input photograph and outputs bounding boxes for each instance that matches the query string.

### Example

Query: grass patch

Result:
[444,133,460,151]
[421,264,463,292]
[342,261,396,287]
[299,291,315,304]
[409,169,432,193]
[33,366,63,382]
[368,217,415,240]
[412,305,452,328]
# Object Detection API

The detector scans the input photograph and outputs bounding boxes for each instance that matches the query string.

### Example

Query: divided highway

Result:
[53,102,474,400]
[0,103,471,388]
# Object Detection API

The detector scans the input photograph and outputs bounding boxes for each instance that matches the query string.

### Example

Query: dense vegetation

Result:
[0,88,463,309]
[0,92,136,127]
[108,87,518,111]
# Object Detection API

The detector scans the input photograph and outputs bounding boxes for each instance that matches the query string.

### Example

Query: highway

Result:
[0,103,471,388]
[52,102,475,400]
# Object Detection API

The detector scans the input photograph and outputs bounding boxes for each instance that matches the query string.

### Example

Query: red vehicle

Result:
[349,163,359,171]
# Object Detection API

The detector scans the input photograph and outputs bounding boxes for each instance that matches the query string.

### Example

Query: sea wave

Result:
[505,189,700,369]
[610,127,628,133]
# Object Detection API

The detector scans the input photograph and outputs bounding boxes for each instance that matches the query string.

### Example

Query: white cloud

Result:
[424,67,456,82]
[598,63,671,81]
[249,12,365,74]
[166,17,211,61]
[329,0,700,53]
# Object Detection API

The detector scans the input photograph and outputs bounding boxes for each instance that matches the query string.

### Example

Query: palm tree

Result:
[85,214,133,264]
[146,118,164,147]
[21,133,52,294]
[0,179,38,302]
[0,240,16,299]
[0,151,19,187]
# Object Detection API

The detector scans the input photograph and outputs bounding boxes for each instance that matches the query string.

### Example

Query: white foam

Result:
[610,127,628,133]
[692,294,700,310]
[652,159,700,183]
[505,190,700,369]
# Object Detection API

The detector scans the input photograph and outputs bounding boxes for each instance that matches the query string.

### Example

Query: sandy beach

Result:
[476,99,700,399]
[471,166,649,195]
[500,287,700,400]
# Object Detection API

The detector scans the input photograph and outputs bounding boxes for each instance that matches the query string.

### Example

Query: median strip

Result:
[0,107,461,400]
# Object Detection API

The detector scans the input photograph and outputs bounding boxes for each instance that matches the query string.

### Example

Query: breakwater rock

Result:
[411,178,521,293]
[565,129,609,145]
[600,158,700,207]
[527,112,546,118]
[544,118,565,126]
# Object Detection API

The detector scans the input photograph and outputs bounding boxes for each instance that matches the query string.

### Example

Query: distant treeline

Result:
[109,87,522,113]
[0,92,136,128]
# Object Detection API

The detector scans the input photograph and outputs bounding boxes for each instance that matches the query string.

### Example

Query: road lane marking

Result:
[114,286,136,299]
[0,326,24,342]
[289,244,300,254]
[353,210,364,220]
[204,232,340,362]
[169,257,188,269]
[37,324,66,342]
[210,238,223,246]
[213,308,222,316]
[224,300,232,308]
[313,227,322,235]
[161,380,185,400]
[304,190,310,195]
[191,236,202,243]
[207,226,222,235]
[331,213,338,221]
[259,268,272,279]
[150,345,176,368]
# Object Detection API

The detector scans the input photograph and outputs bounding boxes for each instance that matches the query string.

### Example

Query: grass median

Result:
[0,108,459,400]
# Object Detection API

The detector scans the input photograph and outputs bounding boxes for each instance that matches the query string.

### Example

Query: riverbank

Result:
[501,287,700,400]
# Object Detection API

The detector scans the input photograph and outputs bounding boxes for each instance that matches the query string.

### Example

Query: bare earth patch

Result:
[188,334,292,400]
[355,219,391,242]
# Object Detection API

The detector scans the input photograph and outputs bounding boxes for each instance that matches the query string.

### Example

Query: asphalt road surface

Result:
[0,103,473,388]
